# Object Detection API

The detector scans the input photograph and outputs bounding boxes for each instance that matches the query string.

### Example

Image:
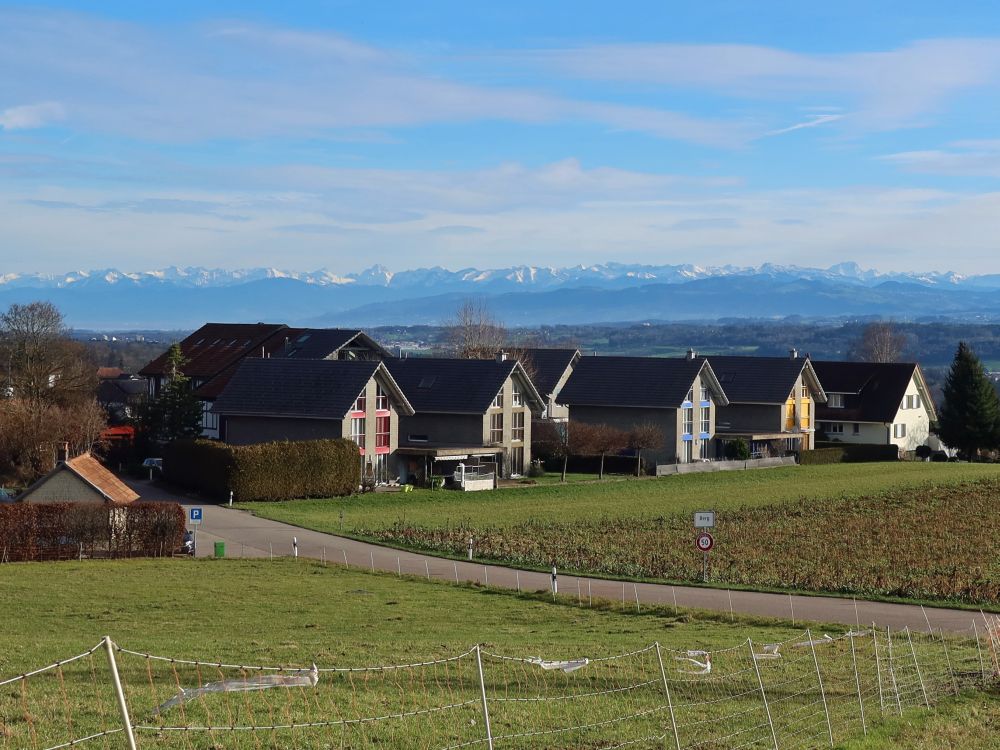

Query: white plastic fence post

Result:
[849,630,867,736]
[886,627,903,715]
[634,584,640,613]
[588,579,592,606]
[474,645,494,750]
[484,566,488,586]
[747,638,779,750]
[103,636,138,750]
[654,642,683,750]
[806,629,835,747]
[370,551,375,572]
[425,560,430,580]
[973,620,988,685]
[789,593,794,625]
[871,625,886,715]
[515,571,520,592]
[398,557,401,577]
[905,627,930,709]
[728,590,734,622]
[454,562,459,583]
[672,586,677,615]
[938,629,958,695]
[342,549,348,568]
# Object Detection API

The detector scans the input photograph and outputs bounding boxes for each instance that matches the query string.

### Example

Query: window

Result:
[700,406,711,435]
[800,401,810,421]
[490,413,504,444]
[699,440,711,460]
[511,381,523,407]
[801,384,809,398]
[853,423,860,435]
[903,394,921,410]
[685,387,694,404]
[893,423,907,439]
[375,416,390,449]
[408,434,429,443]
[492,390,503,409]
[511,411,525,441]
[828,393,844,408]
[700,386,709,403]
[375,384,388,411]
[825,422,844,434]
[683,407,694,436]
[682,441,693,463]
[351,417,366,449]
[201,401,218,431]
[372,453,388,485]
[509,446,524,475]
[352,391,366,413]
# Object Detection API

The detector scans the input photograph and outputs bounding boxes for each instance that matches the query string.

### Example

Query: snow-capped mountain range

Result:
[2,261,1000,329]
[1,261,996,292]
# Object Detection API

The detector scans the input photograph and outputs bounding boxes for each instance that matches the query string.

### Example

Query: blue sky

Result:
[2,1,1000,275]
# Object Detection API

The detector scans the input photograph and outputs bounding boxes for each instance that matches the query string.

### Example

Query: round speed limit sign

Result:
[695,532,714,552]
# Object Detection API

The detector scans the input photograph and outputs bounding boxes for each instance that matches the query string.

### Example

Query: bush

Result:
[723,438,751,461]
[164,438,361,501]
[802,443,900,465]
[0,502,185,561]
[526,460,546,478]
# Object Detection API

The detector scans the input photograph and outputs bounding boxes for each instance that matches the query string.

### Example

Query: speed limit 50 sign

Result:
[695,532,714,552]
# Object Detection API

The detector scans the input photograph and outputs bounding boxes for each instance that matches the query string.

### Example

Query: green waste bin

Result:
[214,541,225,558]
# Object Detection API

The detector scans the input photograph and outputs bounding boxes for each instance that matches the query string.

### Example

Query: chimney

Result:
[686,348,697,360]
[789,348,799,360]
[496,351,508,362]
[57,442,70,463]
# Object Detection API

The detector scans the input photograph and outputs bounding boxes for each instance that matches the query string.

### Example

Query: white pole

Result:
[633,584,640,613]
[268,541,272,561]
[654,642,682,750]
[747,638,779,750]
[905,627,930,709]
[622,582,625,606]
[871,624,886,715]
[576,578,581,605]
[849,630,867,736]
[103,637,138,750]
[342,549,348,568]
[397,557,401,577]
[551,566,557,599]
[588,580,592,607]
[728,590,734,622]
[672,586,677,616]
[938,629,958,695]
[425,560,430,580]
[886,627,903,715]
[370,551,374,572]
[484,566,488,586]
[454,562,459,584]
[293,537,298,559]
[789,593,795,626]
[853,596,860,629]
[920,605,933,633]
[228,490,233,507]
[806,629,835,747]
[973,620,988,685]
[515,570,520,592]
[322,547,326,566]
[474,646,494,750]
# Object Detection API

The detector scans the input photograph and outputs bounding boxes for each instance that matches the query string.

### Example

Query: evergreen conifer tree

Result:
[147,344,204,444]
[937,342,1000,460]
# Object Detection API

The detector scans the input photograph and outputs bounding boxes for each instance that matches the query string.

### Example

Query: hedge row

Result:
[802,443,900,465]
[0,502,185,562]
[164,439,361,501]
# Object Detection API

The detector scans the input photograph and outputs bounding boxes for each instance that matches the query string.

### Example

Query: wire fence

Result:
[2,614,998,750]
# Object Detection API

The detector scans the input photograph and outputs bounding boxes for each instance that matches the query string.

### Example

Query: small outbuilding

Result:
[17,454,139,505]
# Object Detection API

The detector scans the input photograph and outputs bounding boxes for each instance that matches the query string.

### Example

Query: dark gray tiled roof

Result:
[812,361,920,424]
[521,348,579,398]
[277,329,391,360]
[559,356,711,409]
[212,359,380,419]
[384,358,517,414]
[700,355,808,404]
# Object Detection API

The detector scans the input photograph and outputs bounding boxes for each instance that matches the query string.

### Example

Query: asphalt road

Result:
[129,479,990,635]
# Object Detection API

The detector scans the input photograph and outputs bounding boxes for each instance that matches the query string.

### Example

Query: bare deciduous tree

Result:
[572,422,629,479]
[851,322,908,363]
[628,422,663,477]
[446,299,538,383]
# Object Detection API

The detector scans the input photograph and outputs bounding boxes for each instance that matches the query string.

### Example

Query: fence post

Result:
[806,630,834,747]
[474,645,494,750]
[103,636,138,750]
[654,642,683,750]
[886,627,903,715]
[904,628,930,709]
[938,630,958,695]
[871,625,886,716]
[849,631,867,736]
[747,638,779,750]
[973,620,988,685]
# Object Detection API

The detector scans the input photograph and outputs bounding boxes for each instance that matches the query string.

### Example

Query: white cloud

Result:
[0,101,64,130]
[764,114,845,137]
[882,141,1000,177]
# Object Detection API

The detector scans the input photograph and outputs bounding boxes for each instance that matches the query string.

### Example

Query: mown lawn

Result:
[0,560,994,750]
[237,461,1000,532]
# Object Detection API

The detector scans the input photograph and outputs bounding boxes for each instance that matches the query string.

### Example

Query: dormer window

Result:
[828,393,844,408]
[353,391,366,412]
[511,382,523,407]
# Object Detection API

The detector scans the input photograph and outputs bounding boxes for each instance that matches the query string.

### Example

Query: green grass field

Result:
[238,462,1000,532]
[0,560,996,749]
[0,560,1000,750]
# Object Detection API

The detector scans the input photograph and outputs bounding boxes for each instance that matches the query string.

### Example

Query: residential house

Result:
[558,355,729,466]
[701,350,827,457]
[211,358,413,484]
[140,323,389,439]
[384,355,545,483]
[521,348,580,422]
[812,361,939,454]
[96,375,147,424]
[18,453,139,505]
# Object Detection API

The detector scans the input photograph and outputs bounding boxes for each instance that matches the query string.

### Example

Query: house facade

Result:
[140,323,390,440]
[384,356,545,483]
[703,351,826,457]
[522,348,580,422]
[212,359,413,484]
[812,361,938,454]
[558,355,729,466]
[18,454,139,505]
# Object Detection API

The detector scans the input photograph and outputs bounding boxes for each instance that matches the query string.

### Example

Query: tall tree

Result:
[0,301,95,405]
[628,423,663,477]
[575,423,629,479]
[851,322,908,363]
[937,342,1000,461]
[145,344,204,444]
[533,421,571,482]
[446,299,537,382]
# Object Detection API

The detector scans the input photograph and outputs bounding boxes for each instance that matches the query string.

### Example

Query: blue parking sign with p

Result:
[189,507,203,525]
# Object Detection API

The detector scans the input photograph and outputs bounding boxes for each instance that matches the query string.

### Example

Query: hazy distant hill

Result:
[2,262,999,329]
